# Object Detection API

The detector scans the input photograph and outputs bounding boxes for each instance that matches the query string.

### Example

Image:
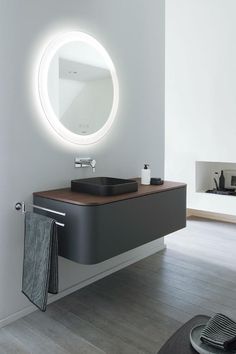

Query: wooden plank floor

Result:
[1,217,236,353]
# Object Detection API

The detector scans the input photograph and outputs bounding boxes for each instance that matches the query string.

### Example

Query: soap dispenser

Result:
[141,164,151,185]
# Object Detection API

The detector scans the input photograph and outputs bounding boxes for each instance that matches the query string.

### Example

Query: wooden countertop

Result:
[33,179,186,206]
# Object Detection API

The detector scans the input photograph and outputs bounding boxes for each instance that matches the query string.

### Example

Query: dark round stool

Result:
[157,315,210,354]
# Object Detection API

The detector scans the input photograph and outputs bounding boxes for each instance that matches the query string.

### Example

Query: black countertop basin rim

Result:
[71,177,138,196]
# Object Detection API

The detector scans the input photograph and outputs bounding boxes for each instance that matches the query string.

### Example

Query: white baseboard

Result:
[187,208,236,224]
[0,241,165,329]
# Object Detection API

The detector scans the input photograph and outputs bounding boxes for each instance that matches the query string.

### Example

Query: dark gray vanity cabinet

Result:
[33,180,186,264]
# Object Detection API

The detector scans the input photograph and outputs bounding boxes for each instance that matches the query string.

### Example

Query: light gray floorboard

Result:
[0,329,31,354]
[1,217,236,353]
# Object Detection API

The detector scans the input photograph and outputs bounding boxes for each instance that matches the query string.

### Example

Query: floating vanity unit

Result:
[33,179,186,264]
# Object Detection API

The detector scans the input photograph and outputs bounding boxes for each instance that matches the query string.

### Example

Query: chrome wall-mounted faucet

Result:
[75,157,96,173]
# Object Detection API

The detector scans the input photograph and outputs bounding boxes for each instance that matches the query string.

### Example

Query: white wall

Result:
[165,0,236,215]
[0,0,165,325]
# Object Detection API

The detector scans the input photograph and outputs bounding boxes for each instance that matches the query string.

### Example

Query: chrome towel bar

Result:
[15,202,65,227]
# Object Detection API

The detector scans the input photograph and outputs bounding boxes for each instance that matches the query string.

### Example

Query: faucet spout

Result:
[75,157,96,173]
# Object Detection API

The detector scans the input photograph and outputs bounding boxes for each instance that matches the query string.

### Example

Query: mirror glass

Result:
[38,32,119,145]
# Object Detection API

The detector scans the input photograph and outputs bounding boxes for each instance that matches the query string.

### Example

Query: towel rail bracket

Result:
[15,202,65,227]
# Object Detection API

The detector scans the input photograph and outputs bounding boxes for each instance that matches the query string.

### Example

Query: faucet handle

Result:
[90,159,96,173]
[90,159,96,167]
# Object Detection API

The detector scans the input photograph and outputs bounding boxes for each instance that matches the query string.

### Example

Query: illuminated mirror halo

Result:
[38,31,119,145]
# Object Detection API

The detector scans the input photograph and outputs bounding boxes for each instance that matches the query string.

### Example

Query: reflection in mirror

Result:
[48,41,113,135]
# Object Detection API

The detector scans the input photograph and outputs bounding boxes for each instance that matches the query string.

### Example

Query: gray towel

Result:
[22,211,58,311]
[201,313,236,351]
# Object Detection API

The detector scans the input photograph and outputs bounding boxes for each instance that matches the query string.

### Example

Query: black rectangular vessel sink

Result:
[71,177,138,196]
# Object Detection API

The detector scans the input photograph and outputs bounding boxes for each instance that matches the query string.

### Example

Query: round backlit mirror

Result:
[38,32,119,145]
